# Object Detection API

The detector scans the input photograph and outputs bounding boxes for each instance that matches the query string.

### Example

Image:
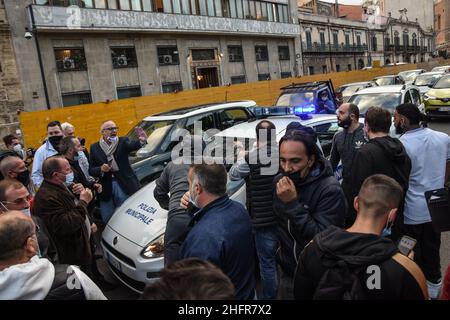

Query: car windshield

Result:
[341,85,364,97]
[127,119,176,159]
[348,93,402,115]
[276,92,315,107]
[374,77,394,86]
[415,74,442,86]
[433,76,450,89]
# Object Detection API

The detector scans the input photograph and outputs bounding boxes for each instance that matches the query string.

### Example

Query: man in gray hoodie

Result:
[153,135,205,266]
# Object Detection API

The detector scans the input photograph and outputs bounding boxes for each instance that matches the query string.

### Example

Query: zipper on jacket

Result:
[288,219,298,264]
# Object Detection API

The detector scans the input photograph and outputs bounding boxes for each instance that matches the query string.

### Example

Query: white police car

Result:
[101,112,342,293]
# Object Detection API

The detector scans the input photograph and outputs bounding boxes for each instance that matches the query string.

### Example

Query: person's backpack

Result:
[312,259,368,300]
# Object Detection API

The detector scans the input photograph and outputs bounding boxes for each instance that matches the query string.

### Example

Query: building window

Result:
[322,65,327,73]
[228,46,244,62]
[372,36,377,51]
[157,46,180,65]
[306,31,312,49]
[153,0,164,11]
[403,34,409,46]
[336,64,340,72]
[117,86,142,99]
[192,49,216,61]
[345,33,350,46]
[258,73,270,81]
[111,47,138,68]
[54,48,87,72]
[332,31,338,47]
[62,91,92,107]
[320,32,326,47]
[119,0,131,10]
[308,66,314,75]
[255,45,268,61]
[162,81,183,93]
[356,34,361,46]
[280,72,291,78]
[230,75,246,84]
[278,46,290,60]
[347,64,352,71]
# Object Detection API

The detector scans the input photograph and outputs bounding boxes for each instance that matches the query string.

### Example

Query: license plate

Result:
[106,251,122,272]
[439,107,450,111]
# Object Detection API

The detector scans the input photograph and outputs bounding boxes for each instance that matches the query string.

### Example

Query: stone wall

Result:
[0,3,24,148]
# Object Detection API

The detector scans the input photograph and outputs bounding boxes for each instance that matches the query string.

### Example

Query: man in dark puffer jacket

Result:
[274,130,346,299]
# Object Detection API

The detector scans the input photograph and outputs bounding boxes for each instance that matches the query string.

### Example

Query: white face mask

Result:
[189,185,200,208]
[107,136,118,143]
[13,144,23,152]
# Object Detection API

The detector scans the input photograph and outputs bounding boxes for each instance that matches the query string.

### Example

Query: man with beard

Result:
[31,121,64,189]
[394,103,450,299]
[274,130,346,299]
[330,103,366,213]
[0,156,31,190]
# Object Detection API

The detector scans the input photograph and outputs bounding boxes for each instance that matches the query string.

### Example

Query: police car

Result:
[101,111,342,293]
[127,100,257,185]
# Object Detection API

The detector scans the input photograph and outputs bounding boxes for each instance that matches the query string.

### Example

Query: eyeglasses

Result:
[3,196,30,206]
[103,127,119,131]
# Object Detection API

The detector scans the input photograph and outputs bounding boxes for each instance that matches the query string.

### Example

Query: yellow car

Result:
[424,74,450,118]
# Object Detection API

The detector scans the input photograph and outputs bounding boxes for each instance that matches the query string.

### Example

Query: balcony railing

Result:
[385,44,429,53]
[303,43,368,53]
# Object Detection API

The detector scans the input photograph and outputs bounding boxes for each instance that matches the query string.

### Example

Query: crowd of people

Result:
[0,102,449,300]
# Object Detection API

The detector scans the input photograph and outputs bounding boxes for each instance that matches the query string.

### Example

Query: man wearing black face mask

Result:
[0,156,31,190]
[31,121,64,189]
[330,103,366,215]
[274,131,346,299]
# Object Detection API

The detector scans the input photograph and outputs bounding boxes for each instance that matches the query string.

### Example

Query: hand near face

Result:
[276,176,298,203]
[180,191,190,209]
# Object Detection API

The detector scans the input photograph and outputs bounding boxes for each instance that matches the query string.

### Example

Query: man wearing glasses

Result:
[0,179,54,262]
[89,120,147,223]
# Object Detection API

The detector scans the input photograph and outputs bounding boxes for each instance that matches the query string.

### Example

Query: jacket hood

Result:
[314,225,398,267]
[369,136,408,164]
[297,157,334,188]
[0,256,54,300]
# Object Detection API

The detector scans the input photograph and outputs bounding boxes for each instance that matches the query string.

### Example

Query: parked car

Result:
[347,84,422,115]
[423,74,450,118]
[127,101,257,185]
[412,71,445,95]
[275,80,338,114]
[398,69,426,84]
[373,75,405,86]
[101,112,342,293]
[335,81,378,105]
[431,65,450,73]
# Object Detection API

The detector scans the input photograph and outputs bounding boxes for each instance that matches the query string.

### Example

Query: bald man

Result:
[0,211,106,300]
[0,155,30,188]
[89,120,147,223]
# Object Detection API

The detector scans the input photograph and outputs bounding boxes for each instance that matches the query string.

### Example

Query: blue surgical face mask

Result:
[65,172,74,186]
[381,221,393,237]
[73,155,79,162]
[21,208,31,217]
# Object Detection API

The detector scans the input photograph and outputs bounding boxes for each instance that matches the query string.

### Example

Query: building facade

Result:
[435,0,450,57]
[299,12,370,75]
[4,0,301,110]
[0,1,25,140]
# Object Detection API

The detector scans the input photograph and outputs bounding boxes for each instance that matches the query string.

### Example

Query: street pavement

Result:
[98,119,450,300]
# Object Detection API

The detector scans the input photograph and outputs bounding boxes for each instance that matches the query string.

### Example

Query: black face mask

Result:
[338,116,352,129]
[48,135,63,151]
[16,169,30,187]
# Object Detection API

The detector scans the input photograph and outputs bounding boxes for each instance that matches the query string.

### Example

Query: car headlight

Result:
[424,94,436,101]
[141,234,164,259]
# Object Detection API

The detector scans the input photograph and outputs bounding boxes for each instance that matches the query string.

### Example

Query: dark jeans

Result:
[164,214,191,267]
[253,226,279,299]
[402,222,442,283]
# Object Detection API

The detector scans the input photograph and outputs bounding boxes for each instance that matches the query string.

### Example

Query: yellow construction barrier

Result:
[19,63,418,150]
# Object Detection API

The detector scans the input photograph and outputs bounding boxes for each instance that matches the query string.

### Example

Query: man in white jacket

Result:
[0,211,106,300]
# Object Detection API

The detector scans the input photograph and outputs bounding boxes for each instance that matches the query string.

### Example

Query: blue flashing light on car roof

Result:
[293,104,315,120]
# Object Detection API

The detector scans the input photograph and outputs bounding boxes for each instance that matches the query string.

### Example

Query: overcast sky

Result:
[320,0,363,4]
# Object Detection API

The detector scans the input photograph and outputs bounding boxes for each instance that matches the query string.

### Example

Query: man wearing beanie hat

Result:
[394,103,450,299]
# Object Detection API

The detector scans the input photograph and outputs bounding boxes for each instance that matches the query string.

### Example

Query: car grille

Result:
[108,261,146,293]
[102,239,136,268]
